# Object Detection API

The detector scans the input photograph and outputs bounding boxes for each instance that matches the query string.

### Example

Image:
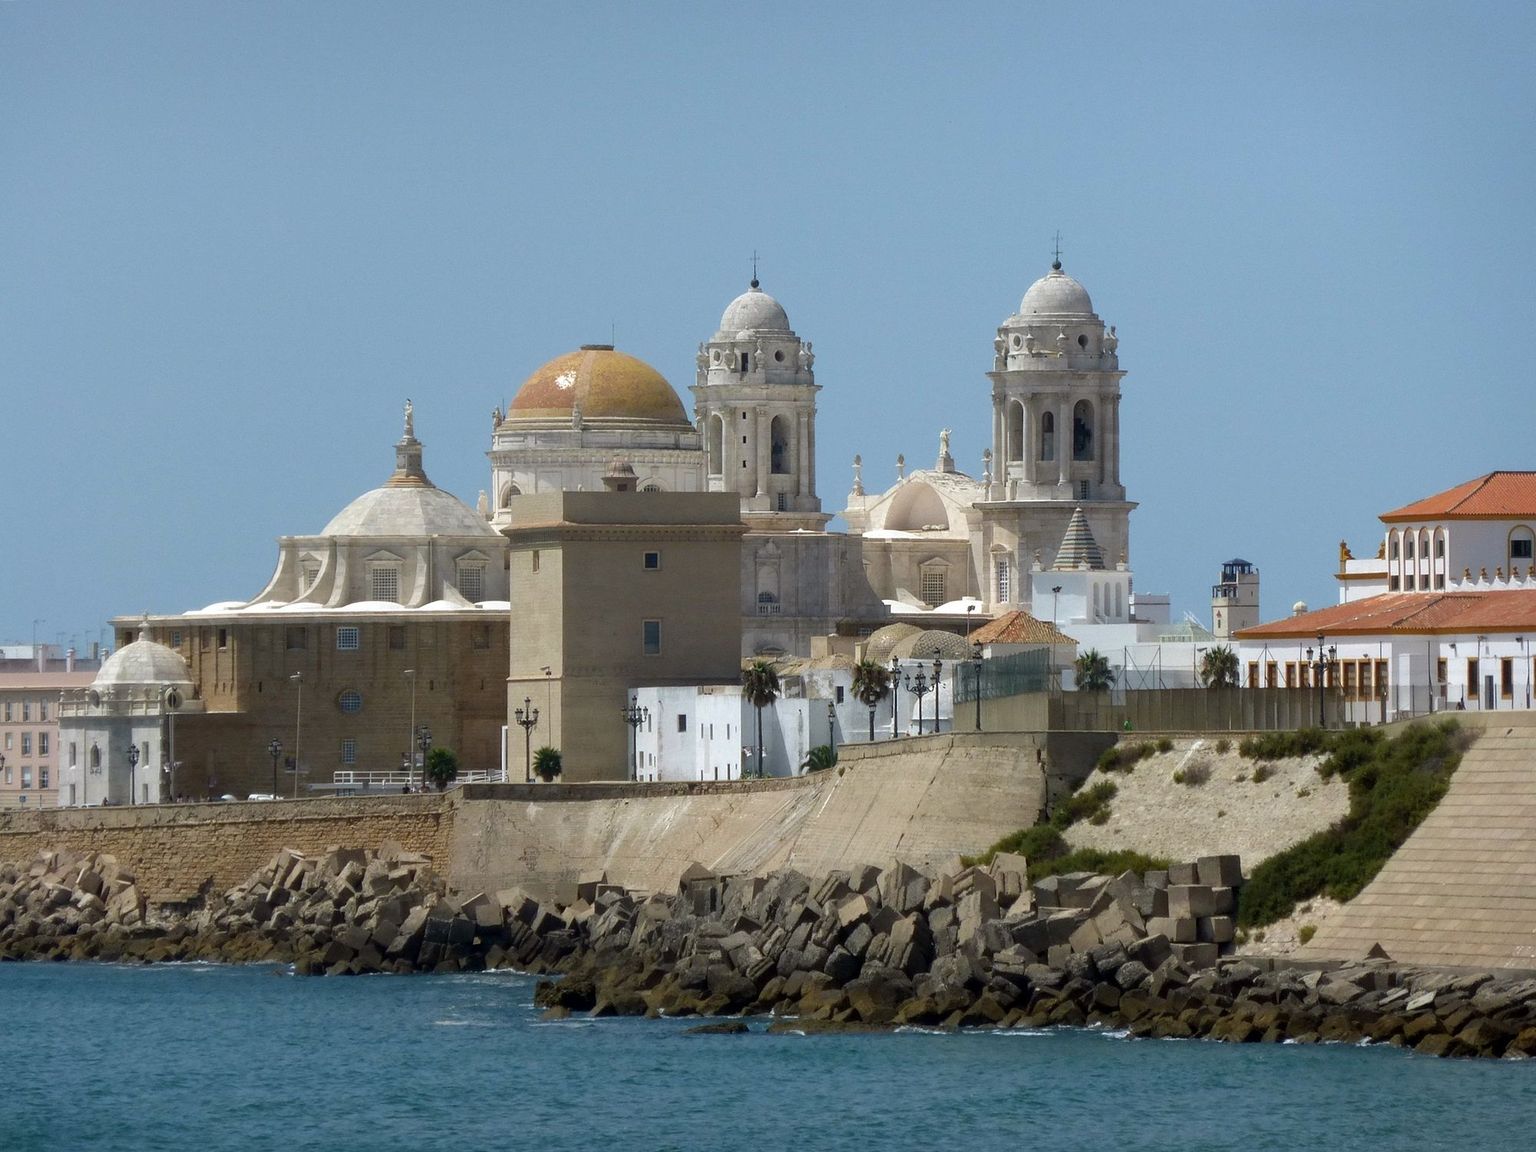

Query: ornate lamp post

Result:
[932,658,944,733]
[826,700,837,759]
[905,667,931,735]
[515,697,540,783]
[126,743,139,805]
[416,724,432,791]
[972,641,984,731]
[889,656,903,739]
[1305,636,1336,728]
[267,738,282,797]
[621,696,648,781]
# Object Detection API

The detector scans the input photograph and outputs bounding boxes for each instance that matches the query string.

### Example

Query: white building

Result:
[1237,472,1536,719]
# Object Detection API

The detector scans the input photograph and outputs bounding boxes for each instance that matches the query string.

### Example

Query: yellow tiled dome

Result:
[509,345,690,427]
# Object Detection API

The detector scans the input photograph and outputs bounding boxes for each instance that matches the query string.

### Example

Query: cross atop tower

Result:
[1052,231,1063,271]
[750,249,760,289]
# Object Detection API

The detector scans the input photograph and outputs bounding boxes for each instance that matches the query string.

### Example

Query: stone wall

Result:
[0,794,455,902]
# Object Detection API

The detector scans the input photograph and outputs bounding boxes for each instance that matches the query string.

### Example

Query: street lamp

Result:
[972,641,984,731]
[267,738,282,797]
[416,724,433,791]
[1305,637,1336,728]
[1478,635,1489,709]
[1052,585,1063,629]
[1519,637,1530,710]
[516,697,540,783]
[932,658,944,733]
[826,700,837,759]
[290,672,303,799]
[889,656,903,739]
[126,743,139,805]
[906,667,932,735]
[621,696,648,781]
[403,669,418,786]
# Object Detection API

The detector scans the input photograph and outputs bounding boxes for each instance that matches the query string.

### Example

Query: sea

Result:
[5,963,1534,1152]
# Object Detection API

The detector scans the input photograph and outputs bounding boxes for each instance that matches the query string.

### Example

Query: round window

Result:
[1010,335,1022,350]
[1078,334,1088,349]
[338,689,363,714]
[711,350,721,364]
[774,349,785,362]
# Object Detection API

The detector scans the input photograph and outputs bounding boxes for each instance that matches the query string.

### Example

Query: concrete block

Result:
[1068,918,1102,953]
[951,867,997,904]
[1196,855,1243,888]
[1167,862,1198,886]
[957,889,999,928]
[1143,870,1169,891]
[1209,887,1236,915]
[1148,916,1197,943]
[1047,943,1073,968]
[1167,885,1220,918]
[1171,941,1218,969]
[837,893,872,929]
[1045,910,1086,946]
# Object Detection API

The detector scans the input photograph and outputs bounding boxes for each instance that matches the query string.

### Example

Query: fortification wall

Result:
[449,734,1047,900]
[0,794,455,901]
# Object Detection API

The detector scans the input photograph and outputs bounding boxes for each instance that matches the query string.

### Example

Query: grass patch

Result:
[966,779,1167,881]
[1238,728,1331,761]
[1236,720,1470,929]
[1097,741,1159,774]
[1155,737,1174,754]
[1298,924,1317,945]
[1052,780,1117,828]
[1214,738,1231,755]
[1251,763,1276,784]
[1172,758,1212,786]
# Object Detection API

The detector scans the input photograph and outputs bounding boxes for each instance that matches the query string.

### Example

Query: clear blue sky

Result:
[3,2,1532,652]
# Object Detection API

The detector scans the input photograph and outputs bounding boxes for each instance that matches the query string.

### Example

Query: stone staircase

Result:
[1301,713,1536,969]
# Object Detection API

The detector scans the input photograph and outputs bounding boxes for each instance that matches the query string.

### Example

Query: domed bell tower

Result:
[691,278,829,532]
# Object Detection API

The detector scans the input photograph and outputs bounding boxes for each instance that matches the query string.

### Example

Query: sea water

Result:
[4,963,1534,1152]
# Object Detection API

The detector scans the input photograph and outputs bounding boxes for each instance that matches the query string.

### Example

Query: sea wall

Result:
[0,795,455,901]
[451,734,1048,900]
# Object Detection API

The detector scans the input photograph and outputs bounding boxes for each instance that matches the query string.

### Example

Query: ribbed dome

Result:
[1020,265,1095,317]
[95,637,192,689]
[718,284,791,335]
[864,622,922,666]
[892,630,974,662]
[321,485,498,538]
[508,346,690,427]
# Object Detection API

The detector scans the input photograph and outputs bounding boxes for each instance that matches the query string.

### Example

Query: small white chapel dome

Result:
[1019,263,1095,318]
[95,631,193,689]
[718,282,791,335]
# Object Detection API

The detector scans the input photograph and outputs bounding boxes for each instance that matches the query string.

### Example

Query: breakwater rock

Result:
[6,847,1536,1058]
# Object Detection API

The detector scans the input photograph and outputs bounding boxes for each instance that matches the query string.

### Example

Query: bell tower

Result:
[691,278,829,532]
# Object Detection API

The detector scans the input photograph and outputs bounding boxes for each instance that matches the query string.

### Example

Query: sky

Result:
[3,2,1533,653]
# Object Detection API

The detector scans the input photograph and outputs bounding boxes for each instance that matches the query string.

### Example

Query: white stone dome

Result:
[1019,264,1095,318]
[718,283,791,335]
[95,636,192,688]
[321,485,499,539]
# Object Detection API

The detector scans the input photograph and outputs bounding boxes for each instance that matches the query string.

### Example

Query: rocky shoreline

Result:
[4,846,1535,1060]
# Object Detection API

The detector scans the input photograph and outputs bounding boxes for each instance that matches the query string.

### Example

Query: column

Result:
[755,406,769,498]
[797,409,810,498]
[1057,396,1070,487]
[1110,395,1121,486]
[1023,396,1037,486]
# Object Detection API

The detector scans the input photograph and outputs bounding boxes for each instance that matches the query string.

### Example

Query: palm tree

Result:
[852,660,892,742]
[1200,644,1240,689]
[532,745,562,782]
[1075,649,1116,692]
[801,744,838,773]
[741,660,780,778]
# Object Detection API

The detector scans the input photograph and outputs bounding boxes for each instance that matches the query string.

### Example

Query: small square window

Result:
[39,766,49,789]
[218,628,229,650]
[21,702,30,722]
[171,630,182,648]
[835,686,845,704]
[336,627,360,651]
[39,733,49,755]
[677,714,687,733]
[286,626,307,651]
[459,565,485,602]
[643,551,661,570]
[1512,538,1533,560]
[21,733,32,755]
[340,738,357,765]
[370,567,401,604]
[643,620,661,655]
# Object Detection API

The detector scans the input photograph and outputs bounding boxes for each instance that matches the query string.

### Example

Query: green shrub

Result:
[1298,924,1317,945]
[1214,738,1231,755]
[1172,758,1211,786]
[1088,808,1110,826]
[1096,746,1123,773]
[1155,737,1174,754]
[1236,721,1468,928]
[1251,763,1275,784]
[1238,728,1332,761]
[1050,779,1117,829]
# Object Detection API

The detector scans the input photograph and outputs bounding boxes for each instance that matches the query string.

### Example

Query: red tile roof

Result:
[968,610,1076,646]
[1236,589,1536,639]
[1382,472,1536,522]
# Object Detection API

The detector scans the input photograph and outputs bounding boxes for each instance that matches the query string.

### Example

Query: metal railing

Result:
[329,767,507,789]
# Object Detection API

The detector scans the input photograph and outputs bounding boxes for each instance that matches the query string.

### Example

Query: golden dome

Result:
[508,345,690,427]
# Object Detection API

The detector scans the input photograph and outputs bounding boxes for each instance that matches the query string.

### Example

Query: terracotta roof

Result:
[1381,472,1536,522]
[968,610,1076,646]
[1236,589,1536,639]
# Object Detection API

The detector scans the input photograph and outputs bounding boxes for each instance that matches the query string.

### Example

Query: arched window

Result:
[89,744,100,770]
[770,415,791,475]
[707,415,724,476]
[1511,526,1535,566]
[640,482,664,493]
[1040,412,1055,461]
[1005,401,1024,464]
[500,482,521,507]
[1073,400,1094,461]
